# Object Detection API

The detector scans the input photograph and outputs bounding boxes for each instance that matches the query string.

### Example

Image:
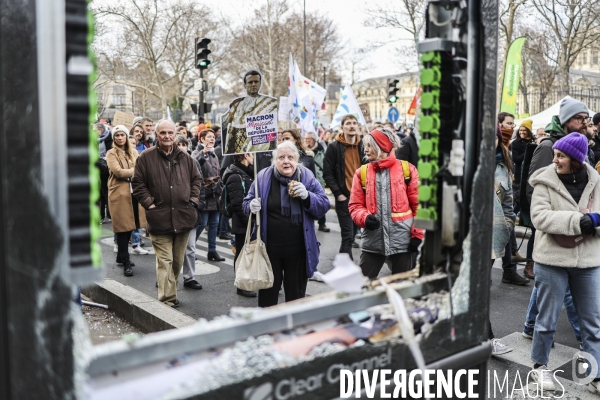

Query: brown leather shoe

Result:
[524,261,535,279]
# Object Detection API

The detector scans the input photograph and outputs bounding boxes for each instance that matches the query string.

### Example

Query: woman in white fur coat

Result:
[528,132,600,393]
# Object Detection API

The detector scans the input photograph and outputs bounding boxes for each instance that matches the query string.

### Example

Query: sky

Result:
[204,0,413,83]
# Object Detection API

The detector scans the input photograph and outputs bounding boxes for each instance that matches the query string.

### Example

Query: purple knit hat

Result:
[552,133,588,163]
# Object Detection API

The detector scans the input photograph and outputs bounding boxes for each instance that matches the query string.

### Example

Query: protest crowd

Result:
[95,69,600,393]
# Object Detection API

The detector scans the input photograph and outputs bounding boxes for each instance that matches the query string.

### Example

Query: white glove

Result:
[293,182,309,200]
[250,198,262,214]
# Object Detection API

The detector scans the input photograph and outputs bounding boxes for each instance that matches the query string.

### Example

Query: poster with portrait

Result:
[221,70,278,155]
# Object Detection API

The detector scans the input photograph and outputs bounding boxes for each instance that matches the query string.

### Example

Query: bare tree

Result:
[363,0,427,71]
[220,2,343,98]
[91,0,217,118]
[517,25,559,114]
[497,0,528,113]
[530,0,600,92]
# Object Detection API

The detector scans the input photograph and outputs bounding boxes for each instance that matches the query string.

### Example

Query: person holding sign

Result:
[222,70,278,155]
[243,141,330,307]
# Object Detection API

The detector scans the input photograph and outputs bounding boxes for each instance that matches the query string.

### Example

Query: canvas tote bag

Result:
[234,210,274,291]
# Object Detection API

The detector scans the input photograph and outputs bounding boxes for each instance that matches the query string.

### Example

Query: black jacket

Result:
[219,152,273,178]
[299,150,316,176]
[591,135,600,165]
[396,133,419,167]
[510,136,533,187]
[222,163,254,234]
[323,139,366,199]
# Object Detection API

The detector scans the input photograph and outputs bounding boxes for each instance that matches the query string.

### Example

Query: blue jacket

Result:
[243,165,330,278]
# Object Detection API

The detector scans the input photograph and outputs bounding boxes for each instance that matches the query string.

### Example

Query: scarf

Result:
[273,166,302,225]
[373,152,397,172]
[500,128,513,147]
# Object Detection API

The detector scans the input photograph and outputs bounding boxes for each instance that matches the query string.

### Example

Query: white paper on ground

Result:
[321,253,367,294]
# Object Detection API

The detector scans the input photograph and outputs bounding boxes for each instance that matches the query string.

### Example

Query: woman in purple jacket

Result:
[243,141,330,307]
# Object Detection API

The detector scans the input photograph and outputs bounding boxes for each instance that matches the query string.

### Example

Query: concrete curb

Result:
[81,279,197,333]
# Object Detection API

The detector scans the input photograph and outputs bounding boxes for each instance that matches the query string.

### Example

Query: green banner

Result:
[500,37,526,114]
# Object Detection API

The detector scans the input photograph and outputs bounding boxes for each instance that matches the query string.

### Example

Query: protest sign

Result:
[112,110,134,129]
[244,112,278,152]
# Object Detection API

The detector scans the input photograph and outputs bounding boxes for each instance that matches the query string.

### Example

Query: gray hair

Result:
[275,140,300,161]
[362,128,402,161]
[155,119,175,133]
[174,135,189,147]
[304,131,317,140]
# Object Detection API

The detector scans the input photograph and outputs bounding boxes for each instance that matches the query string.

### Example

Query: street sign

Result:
[388,107,399,123]
[194,78,203,91]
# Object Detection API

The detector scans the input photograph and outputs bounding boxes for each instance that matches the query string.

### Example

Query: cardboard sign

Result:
[278,96,289,122]
[359,103,371,123]
[245,112,278,150]
[112,110,135,129]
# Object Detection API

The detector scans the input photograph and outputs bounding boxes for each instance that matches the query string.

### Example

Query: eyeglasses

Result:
[572,115,590,124]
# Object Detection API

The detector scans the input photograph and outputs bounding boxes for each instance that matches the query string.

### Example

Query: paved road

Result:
[97,211,592,397]
[97,208,370,320]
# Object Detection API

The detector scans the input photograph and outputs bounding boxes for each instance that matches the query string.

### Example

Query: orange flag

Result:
[407,86,422,116]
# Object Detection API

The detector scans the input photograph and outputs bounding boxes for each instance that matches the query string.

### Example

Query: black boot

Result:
[117,250,135,267]
[207,251,225,261]
[123,260,134,277]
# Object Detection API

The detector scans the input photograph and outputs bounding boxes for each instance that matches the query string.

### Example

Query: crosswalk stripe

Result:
[194,244,235,267]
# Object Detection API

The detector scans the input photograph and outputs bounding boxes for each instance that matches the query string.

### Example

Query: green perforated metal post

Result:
[416,51,441,223]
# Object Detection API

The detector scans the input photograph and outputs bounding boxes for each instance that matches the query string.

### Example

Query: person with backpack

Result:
[348,129,423,278]
[222,153,256,298]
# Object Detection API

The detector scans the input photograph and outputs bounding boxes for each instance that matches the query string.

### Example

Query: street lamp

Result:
[322,59,329,89]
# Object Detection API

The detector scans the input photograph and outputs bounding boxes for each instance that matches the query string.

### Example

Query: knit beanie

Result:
[559,97,588,125]
[552,133,588,163]
[520,119,532,132]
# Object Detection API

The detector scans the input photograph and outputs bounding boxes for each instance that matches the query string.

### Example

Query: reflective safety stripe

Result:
[391,210,412,218]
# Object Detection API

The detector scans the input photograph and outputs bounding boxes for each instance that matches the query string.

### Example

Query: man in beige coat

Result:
[132,120,203,308]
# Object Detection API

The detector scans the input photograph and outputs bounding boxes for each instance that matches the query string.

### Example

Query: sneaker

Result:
[309,271,325,282]
[589,380,599,394]
[522,331,533,339]
[530,365,556,391]
[577,351,585,362]
[512,251,527,263]
[491,338,513,356]
[502,271,530,285]
[113,244,118,253]
[132,246,149,255]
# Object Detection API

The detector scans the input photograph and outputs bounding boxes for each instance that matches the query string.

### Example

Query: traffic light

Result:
[388,79,400,103]
[191,103,213,114]
[195,37,211,70]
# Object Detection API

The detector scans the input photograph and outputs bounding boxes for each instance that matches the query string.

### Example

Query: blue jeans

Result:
[113,229,141,247]
[524,286,582,346]
[218,214,230,236]
[531,263,600,374]
[195,210,220,252]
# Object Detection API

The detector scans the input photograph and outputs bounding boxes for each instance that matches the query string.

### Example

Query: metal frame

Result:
[88,273,449,377]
